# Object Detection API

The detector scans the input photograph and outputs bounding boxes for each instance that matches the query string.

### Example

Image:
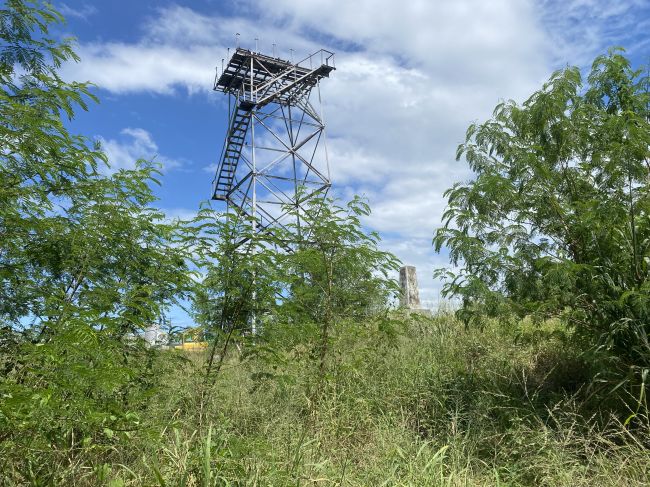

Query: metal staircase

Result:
[212,100,253,201]
[254,63,333,108]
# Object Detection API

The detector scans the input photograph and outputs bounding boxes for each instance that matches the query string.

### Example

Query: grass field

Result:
[6,311,648,486]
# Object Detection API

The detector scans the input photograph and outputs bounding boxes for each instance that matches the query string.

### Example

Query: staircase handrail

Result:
[212,90,246,197]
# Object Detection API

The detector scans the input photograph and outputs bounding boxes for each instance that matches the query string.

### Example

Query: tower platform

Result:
[210,47,335,239]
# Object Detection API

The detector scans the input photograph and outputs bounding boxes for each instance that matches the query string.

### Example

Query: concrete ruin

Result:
[399,265,421,309]
[143,323,166,347]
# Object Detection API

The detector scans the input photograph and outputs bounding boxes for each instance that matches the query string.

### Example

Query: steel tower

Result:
[211,47,335,240]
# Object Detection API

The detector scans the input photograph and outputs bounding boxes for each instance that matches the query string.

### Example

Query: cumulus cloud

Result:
[99,127,183,173]
[71,44,214,95]
[538,0,650,66]
[62,5,319,94]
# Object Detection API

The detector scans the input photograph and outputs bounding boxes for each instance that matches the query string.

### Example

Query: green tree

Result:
[192,208,281,381]
[0,1,195,479]
[278,194,400,377]
[193,195,399,383]
[434,49,650,370]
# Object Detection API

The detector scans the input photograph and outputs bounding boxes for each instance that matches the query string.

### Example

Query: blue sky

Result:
[52,0,650,325]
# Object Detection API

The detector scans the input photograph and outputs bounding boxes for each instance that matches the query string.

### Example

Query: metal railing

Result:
[296,49,335,70]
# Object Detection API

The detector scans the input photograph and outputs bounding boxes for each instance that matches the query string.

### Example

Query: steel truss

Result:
[211,47,335,242]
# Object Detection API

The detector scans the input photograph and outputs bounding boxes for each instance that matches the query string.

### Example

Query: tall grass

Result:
[2,312,649,485]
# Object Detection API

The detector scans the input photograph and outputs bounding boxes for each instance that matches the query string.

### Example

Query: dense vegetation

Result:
[435,50,650,375]
[1,1,649,485]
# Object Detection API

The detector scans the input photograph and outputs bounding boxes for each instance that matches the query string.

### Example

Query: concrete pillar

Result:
[144,323,160,346]
[399,265,421,309]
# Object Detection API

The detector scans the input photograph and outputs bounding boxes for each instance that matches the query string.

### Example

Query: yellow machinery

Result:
[173,326,208,351]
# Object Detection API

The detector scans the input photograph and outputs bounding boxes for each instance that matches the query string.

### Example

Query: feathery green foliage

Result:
[434,49,650,375]
[192,194,400,383]
[0,0,195,478]
[2,1,649,485]
[276,194,401,377]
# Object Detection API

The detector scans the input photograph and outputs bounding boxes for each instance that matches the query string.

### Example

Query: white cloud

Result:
[537,0,650,65]
[68,43,216,95]
[62,5,319,94]
[58,2,97,20]
[99,127,182,173]
[255,0,547,86]
[64,0,647,302]
[160,207,199,222]
[203,163,219,173]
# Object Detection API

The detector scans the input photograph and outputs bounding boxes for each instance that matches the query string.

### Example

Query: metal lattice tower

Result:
[211,47,335,241]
